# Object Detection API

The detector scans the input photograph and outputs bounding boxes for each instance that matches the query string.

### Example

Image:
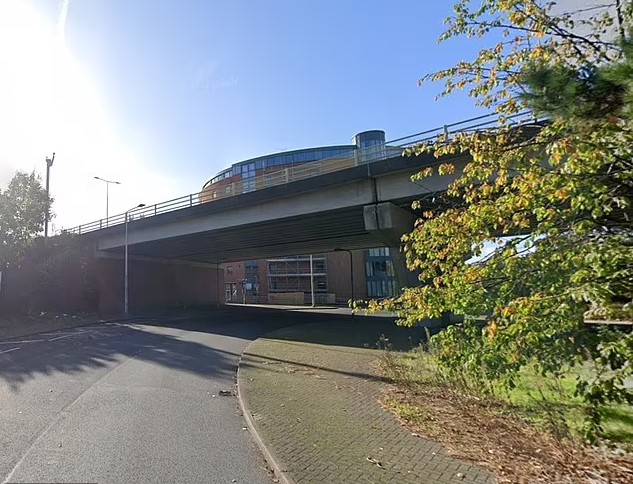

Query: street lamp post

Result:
[335,248,354,314]
[44,153,55,240]
[94,176,121,226]
[124,203,146,315]
[240,278,247,305]
[309,254,315,307]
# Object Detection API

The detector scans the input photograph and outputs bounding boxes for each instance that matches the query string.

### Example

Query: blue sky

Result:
[1,0,488,228]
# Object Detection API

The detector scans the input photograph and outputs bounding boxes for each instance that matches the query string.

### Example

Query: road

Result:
[0,307,332,484]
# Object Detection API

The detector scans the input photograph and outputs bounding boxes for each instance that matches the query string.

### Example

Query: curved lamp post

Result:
[94,176,121,226]
[124,203,146,315]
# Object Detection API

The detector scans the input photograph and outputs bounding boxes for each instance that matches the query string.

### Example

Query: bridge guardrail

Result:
[63,111,537,235]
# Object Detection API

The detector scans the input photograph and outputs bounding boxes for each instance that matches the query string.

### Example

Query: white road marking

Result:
[0,347,20,355]
[47,333,81,342]
[0,339,46,344]
[0,327,114,348]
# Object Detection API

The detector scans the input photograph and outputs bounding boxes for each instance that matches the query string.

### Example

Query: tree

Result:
[0,171,52,268]
[369,0,633,439]
[0,173,95,317]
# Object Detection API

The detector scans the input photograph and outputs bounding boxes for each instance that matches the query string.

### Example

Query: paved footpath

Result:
[238,321,495,484]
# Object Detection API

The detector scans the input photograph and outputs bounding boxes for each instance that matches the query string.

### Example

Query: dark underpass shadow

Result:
[142,304,434,351]
[0,305,436,392]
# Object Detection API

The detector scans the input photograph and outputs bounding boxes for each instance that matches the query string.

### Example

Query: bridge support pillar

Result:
[363,202,419,289]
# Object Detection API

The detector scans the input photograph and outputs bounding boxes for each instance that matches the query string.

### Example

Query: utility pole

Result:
[44,153,55,240]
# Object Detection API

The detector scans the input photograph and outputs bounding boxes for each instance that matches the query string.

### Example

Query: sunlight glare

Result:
[0,1,189,230]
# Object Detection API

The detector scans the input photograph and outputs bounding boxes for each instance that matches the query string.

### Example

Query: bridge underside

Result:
[83,153,466,314]
[102,204,412,263]
[93,154,462,263]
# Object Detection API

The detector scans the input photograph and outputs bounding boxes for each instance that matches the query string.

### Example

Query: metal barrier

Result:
[63,111,537,235]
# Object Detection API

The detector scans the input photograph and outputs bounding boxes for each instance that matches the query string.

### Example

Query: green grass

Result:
[499,364,633,446]
[384,349,633,449]
[383,395,431,426]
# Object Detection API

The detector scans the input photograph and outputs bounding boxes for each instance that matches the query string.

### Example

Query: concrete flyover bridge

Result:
[64,112,539,313]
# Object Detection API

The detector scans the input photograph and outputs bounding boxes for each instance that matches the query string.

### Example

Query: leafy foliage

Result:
[369,0,633,441]
[0,171,51,268]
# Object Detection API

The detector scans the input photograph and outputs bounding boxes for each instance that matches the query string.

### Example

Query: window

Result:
[366,260,393,278]
[368,247,390,258]
[245,261,258,280]
[365,247,397,298]
[242,179,256,192]
[226,265,234,275]
[313,259,326,273]
[367,279,397,298]
[225,283,237,301]
[263,173,276,187]
[267,256,327,292]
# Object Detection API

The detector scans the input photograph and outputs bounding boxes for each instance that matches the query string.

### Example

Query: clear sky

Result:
[1,0,492,230]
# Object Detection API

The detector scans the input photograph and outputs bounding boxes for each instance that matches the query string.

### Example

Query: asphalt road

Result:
[0,307,339,484]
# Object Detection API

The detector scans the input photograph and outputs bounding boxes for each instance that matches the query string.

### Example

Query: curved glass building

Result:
[201,130,399,305]
[199,130,402,202]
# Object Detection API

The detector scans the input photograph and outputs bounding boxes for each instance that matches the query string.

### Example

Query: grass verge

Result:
[381,348,633,483]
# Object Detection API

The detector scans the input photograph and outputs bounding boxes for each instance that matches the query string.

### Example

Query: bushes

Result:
[0,234,97,316]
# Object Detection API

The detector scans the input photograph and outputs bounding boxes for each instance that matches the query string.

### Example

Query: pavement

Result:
[238,320,495,484]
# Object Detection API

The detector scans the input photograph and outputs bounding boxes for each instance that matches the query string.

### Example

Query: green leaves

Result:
[0,171,51,268]
[369,0,633,443]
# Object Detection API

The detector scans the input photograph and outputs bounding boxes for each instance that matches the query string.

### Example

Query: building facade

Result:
[200,130,402,305]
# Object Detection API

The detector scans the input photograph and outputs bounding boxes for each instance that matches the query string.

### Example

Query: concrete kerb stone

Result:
[237,338,295,484]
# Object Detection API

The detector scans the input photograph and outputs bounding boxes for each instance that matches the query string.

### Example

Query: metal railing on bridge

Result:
[63,111,537,235]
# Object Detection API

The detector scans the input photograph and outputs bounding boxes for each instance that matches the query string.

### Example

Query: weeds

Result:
[380,345,633,483]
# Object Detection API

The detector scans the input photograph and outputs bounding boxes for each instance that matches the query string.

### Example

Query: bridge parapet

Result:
[63,112,536,236]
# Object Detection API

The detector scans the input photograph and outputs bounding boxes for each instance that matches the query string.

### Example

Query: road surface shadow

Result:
[0,306,434,392]
[0,324,243,392]
[142,305,434,351]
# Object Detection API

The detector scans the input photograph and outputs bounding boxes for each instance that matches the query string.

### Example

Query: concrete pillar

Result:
[363,202,419,289]
[388,245,419,289]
